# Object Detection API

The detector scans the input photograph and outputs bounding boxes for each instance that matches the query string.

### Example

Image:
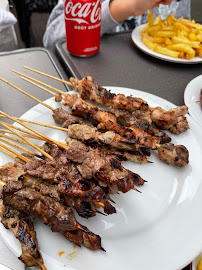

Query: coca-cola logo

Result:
[65,0,101,24]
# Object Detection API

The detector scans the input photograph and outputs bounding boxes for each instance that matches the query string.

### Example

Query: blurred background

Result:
[6,0,202,50]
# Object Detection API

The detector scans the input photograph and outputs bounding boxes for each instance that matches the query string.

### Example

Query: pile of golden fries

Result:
[141,12,202,59]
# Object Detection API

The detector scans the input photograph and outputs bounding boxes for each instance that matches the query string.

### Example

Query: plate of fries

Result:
[131,12,202,63]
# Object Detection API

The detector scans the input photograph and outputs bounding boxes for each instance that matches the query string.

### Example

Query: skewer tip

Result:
[40,264,47,270]
[100,246,106,252]
[76,224,94,236]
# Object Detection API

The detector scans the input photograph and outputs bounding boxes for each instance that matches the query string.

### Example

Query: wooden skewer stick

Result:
[1,122,42,140]
[21,76,65,98]
[0,132,42,144]
[23,66,72,86]
[0,147,16,159]
[0,121,53,161]
[40,264,47,270]
[12,69,66,95]
[0,77,54,112]
[0,111,68,151]
[0,114,69,133]
[0,137,38,157]
[0,142,30,162]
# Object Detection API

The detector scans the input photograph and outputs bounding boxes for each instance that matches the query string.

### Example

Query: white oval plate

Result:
[184,74,202,127]
[131,24,202,64]
[0,88,202,270]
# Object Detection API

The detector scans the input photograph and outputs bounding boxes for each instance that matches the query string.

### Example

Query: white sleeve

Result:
[101,0,119,35]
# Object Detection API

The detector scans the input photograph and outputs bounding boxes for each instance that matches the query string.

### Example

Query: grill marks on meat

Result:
[69,76,189,135]
[2,183,103,250]
[3,187,77,232]
[70,77,149,111]
[110,109,171,144]
[157,143,189,167]
[25,159,58,183]
[0,205,44,268]
[64,141,146,193]
[68,123,140,151]
[64,94,160,149]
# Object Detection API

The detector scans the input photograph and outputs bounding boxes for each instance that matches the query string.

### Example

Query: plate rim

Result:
[131,24,202,64]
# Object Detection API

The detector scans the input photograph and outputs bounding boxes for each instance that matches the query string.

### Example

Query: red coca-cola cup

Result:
[64,0,101,56]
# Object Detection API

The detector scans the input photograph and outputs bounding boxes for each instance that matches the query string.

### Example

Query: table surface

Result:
[55,32,201,270]
[56,32,202,107]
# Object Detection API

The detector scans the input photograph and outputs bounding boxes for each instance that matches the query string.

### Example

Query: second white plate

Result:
[131,24,202,64]
[184,74,202,127]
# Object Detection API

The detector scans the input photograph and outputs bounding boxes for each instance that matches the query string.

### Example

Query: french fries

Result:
[141,12,202,59]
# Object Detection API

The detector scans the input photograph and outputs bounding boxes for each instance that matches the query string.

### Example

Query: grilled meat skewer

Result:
[69,77,189,134]
[63,94,160,150]
[70,76,149,112]
[109,108,171,144]
[2,182,104,250]
[0,202,45,269]
[53,108,149,161]
[0,160,115,218]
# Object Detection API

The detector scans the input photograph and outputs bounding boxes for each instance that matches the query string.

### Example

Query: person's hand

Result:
[109,0,173,23]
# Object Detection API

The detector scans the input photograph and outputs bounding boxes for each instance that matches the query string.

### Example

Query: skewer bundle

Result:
[0,66,190,269]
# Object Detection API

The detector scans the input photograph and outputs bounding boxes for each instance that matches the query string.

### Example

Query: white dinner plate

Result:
[131,24,202,64]
[184,74,202,127]
[0,88,202,270]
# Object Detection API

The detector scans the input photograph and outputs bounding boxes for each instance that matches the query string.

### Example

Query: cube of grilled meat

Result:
[52,107,83,128]
[0,162,25,182]
[55,93,62,102]
[168,116,189,135]
[65,139,146,193]
[151,105,189,134]
[25,159,59,184]
[0,203,44,269]
[64,225,102,250]
[69,76,149,111]
[157,143,189,167]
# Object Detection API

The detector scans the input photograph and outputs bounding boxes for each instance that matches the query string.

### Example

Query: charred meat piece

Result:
[25,159,58,183]
[64,142,146,193]
[64,224,102,250]
[0,205,44,269]
[2,187,78,232]
[70,76,149,111]
[157,143,189,167]
[52,107,83,128]
[68,123,140,151]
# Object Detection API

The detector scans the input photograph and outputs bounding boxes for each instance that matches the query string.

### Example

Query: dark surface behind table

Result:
[56,32,202,108]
